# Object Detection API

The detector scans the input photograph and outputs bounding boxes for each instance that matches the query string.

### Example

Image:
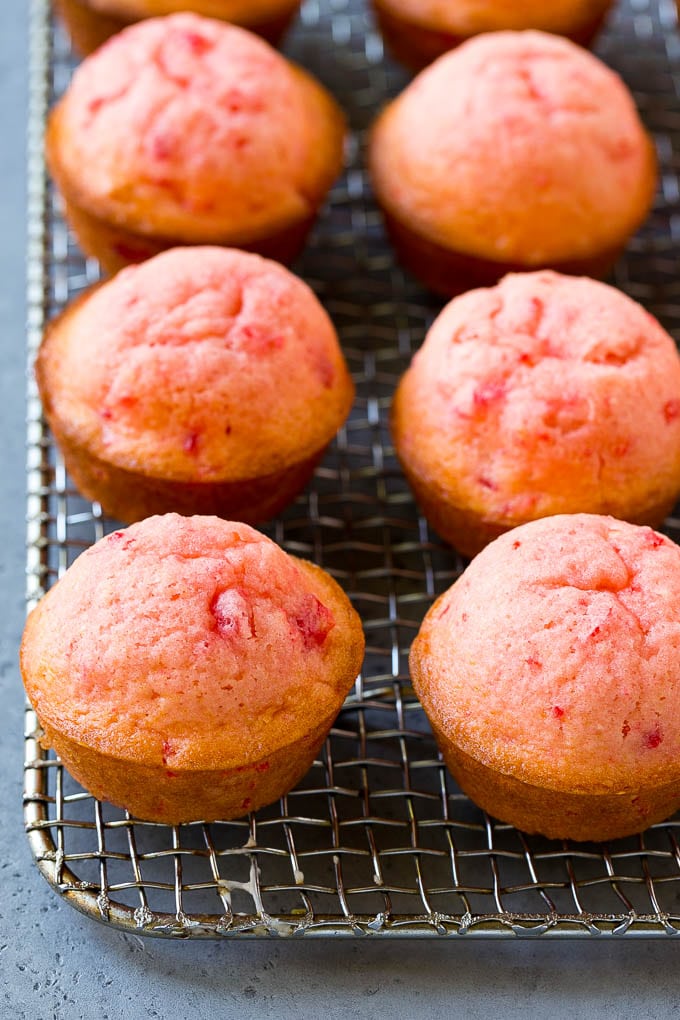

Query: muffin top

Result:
[38,247,354,482]
[375,0,608,35]
[48,13,344,241]
[87,0,296,18]
[21,514,364,770]
[370,31,656,263]
[392,271,680,526]
[411,514,680,792]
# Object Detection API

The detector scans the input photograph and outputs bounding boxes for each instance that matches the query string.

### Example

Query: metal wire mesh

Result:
[23,0,680,937]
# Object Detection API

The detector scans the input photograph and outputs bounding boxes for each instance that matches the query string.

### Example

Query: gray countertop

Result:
[2,3,680,1017]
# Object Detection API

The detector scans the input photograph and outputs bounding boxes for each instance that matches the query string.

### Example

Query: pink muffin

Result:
[392,272,680,557]
[20,514,365,824]
[54,0,302,56]
[369,31,657,296]
[411,514,680,842]
[47,14,346,274]
[36,246,354,524]
[372,0,614,70]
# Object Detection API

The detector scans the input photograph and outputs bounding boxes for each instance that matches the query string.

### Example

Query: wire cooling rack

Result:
[23,0,680,938]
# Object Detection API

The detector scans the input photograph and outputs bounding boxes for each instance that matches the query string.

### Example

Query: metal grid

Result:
[23,0,680,938]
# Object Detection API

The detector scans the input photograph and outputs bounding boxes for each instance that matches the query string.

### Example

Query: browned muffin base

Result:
[399,457,678,559]
[54,0,301,56]
[39,711,335,824]
[380,209,626,299]
[36,390,327,524]
[430,720,680,842]
[60,195,317,276]
[371,0,614,72]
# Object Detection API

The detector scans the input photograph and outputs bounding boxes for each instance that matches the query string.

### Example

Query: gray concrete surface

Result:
[2,3,680,1018]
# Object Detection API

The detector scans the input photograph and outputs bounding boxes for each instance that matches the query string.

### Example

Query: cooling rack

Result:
[23,0,680,938]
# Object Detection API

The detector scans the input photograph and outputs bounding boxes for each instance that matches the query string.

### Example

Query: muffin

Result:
[36,246,354,524]
[21,514,365,824]
[54,0,302,56]
[410,514,680,842]
[47,13,346,274]
[372,0,614,70]
[369,31,657,297]
[392,271,680,558]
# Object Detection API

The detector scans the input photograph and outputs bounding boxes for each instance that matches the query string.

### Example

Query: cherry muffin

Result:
[370,31,656,296]
[54,0,302,55]
[411,514,680,842]
[392,271,680,557]
[37,247,354,524]
[372,0,613,70]
[47,13,345,273]
[21,514,365,824]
